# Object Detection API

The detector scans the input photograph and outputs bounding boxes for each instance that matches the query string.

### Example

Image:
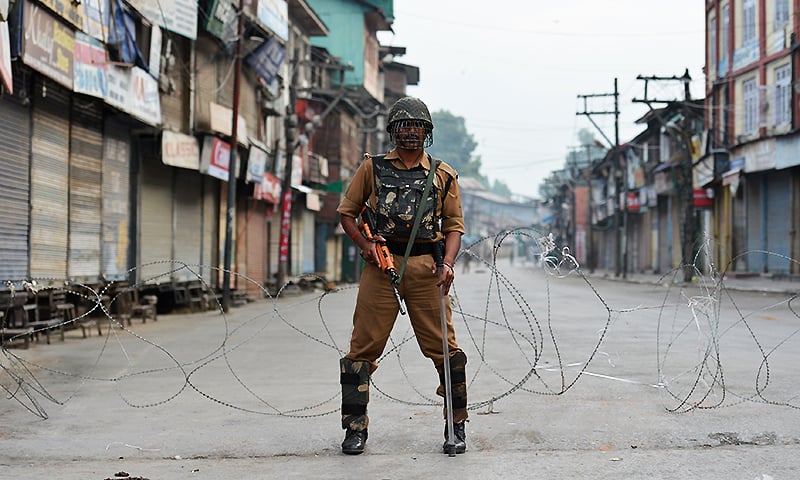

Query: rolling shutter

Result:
[173,167,203,282]
[0,76,32,281]
[138,154,174,284]
[30,79,70,280]
[102,119,131,281]
[68,99,103,280]
[765,172,791,273]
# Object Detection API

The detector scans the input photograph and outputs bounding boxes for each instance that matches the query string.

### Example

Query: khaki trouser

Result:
[344,253,459,372]
[342,253,468,425]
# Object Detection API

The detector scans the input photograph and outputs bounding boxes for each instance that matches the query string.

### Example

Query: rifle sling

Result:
[397,154,438,283]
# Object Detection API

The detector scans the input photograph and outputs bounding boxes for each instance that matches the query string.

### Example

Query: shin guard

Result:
[437,351,468,423]
[340,358,370,431]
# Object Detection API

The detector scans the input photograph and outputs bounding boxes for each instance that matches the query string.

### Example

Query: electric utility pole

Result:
[221,0,245,312]
[633,69,695,282]
[276,52,300,290]
[577,78,621,276]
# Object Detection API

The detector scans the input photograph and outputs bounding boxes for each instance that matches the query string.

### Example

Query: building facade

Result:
[0,0,413,309]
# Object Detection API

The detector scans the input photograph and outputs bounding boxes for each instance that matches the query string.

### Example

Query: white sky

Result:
[378,1,706,198]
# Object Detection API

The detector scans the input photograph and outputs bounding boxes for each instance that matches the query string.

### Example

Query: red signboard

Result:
[254,172,281,204]
[278,189,292,263]
[693,188,713,208]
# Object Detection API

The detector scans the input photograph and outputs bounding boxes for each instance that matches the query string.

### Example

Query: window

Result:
[774,64,791,127]
[720,4,729,70]
[710,15,717,69]
[775,0,789,30]
[743,77,758,134]
[659,131,670,161]
[743,0,756,44]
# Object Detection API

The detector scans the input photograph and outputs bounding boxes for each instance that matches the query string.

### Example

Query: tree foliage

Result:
[426,110,515,198]
[427,110,483,179]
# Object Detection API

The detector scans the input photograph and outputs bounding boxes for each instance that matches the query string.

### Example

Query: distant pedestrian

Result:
[461,251,472,273]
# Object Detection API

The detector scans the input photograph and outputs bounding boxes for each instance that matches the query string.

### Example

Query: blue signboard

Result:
[246,36,285,85]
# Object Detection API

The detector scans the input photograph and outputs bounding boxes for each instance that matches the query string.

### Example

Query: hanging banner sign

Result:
[82,0,107,41]
[74,31,107,99]
[22,2,74,89]
[106,64,131,112]
[693,188,713,208]
[278,189,292,263]
[0,21,12,93]
[246,144,268,184]
[162,130,200,170]
[246,36,285,85]
[200,135,232,181]
[127,0,198,40]
[254,172,281,204]
[38,0,85,30]
[130,66,161,125]
[257,0,288,41]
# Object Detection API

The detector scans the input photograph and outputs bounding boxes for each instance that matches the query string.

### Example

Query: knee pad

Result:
[437,351,468,411]
[340,358,370,430]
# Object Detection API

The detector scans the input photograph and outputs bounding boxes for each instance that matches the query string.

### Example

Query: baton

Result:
[436,243,457,457]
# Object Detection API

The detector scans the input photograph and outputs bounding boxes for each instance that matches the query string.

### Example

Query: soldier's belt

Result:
[385,241,436,257]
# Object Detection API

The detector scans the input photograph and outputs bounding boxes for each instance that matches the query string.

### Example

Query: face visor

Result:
[388,119,433,150]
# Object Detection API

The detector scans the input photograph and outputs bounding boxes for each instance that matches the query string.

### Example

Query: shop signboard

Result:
[162,130,200,170]
[200,135,232,182]
[0,21,11,93]
[127,0,198,40]
[22,2,74,89]
[74,31,107,99]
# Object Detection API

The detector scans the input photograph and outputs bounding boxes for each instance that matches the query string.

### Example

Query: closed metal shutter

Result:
[657,199,672,271]
[102,119,131,281]
[173,167,203,282]
[745,174,765,272]
[628,215,641,273]
[0,75,32,281]
[244,200,269,298]
[202,175,219,285]
[765,171,791,273]
[30,79,70,280]
[138,154,174,284]
[69,99,103,280]
[731,184,746,271]
[301,209,315,274]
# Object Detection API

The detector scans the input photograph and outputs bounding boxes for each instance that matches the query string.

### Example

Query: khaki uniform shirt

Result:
[337,149,465,242]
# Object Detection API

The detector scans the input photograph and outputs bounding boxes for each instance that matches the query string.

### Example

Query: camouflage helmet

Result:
[386,97,434,149]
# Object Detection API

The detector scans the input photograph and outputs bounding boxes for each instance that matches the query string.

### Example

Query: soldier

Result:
[336,97,469,455]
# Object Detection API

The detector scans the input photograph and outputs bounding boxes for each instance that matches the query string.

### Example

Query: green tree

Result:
[490,179,512,198]
[427,110,484,180]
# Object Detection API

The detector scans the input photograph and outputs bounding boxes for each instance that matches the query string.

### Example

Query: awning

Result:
[652,161,682,173]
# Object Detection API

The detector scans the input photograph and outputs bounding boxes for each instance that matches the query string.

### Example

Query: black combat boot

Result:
[442,421,466,454]
[342,428,367,455]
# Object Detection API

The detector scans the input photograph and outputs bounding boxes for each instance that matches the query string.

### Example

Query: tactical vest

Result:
[372,155,439,240]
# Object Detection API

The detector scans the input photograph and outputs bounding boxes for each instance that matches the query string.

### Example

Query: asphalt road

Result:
[1,262,798,479]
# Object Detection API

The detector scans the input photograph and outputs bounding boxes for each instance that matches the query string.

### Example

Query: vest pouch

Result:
[375,176,437,239]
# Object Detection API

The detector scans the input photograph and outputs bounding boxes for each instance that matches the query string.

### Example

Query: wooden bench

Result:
[1,327,34,349]
[1,301,33,348]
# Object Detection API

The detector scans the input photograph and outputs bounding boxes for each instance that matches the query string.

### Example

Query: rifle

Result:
[357,206,406,315]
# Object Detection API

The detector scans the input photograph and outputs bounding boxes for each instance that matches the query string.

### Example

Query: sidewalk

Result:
[583,268,799,295]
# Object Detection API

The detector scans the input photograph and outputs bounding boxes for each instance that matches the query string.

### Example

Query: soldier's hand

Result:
[435,262,455,295]
[360,242,379,266]
[360,236,386,268]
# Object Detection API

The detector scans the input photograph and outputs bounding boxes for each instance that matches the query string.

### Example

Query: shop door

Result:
[69,99,103,280]
[0,77,32,280]
[29,79,70,279]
